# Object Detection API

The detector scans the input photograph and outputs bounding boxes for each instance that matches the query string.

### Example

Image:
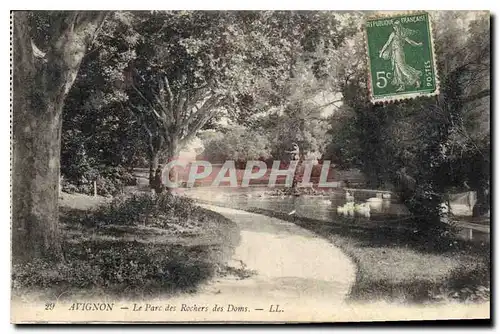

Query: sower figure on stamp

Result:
[379,20,423,92]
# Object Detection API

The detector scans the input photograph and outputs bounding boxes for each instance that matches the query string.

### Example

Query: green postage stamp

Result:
[365,12,439,103]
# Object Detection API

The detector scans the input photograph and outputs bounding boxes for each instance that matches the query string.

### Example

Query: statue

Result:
[285,142,300,162]
[285,142,301,190]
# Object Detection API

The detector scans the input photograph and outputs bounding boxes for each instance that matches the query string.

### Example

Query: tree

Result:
[255,101,330,162]
[122,11,353,185]
[436,14,490,216]
[200,126,271,166]
[124,11,256,184]
[325,12,490,233]
[61,12,145,185]
[324,105,362,169]
[12,11,107,262]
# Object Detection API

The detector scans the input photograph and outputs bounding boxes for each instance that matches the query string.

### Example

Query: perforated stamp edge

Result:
[363,11,440,105]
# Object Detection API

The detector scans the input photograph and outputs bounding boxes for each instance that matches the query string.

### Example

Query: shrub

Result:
[93,193,156,226]
[443,261,490,302]
[12,240,214,296]
[87,192,208,230]
[13,192,240,299]
[62,166,138,196]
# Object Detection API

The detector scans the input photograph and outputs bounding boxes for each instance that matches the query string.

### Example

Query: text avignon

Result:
[68,302,115,311]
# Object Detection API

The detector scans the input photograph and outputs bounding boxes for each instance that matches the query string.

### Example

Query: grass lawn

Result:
[200,200,490,305]
[12,192,240,301]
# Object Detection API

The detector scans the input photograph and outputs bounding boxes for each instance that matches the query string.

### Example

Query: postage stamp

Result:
[365,12,439,103]
[10,10,490,324]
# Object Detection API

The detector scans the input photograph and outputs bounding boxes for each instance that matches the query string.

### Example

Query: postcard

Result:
[11,10,490,323]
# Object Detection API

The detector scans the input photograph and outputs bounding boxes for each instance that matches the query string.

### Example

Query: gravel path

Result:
[151,204,357,322]
[199,204,356,301]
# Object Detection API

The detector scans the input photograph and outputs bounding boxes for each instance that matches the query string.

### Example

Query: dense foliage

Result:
[322,13,490,229]
[13,193,240,297]
[44,11,490,236]
[61,11,355,185]
[199,126,271,165]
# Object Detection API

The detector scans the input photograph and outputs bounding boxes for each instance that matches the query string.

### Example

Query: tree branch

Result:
[175,94,188,131]
[151,91,171,122]
[181,95,219,130]
[121,102,156,154]
[462,89,490,104]
[180,97,223,146]
[163,75,174,108]
[310,99,342,112]
[129,81,164,121]
[49,11,107,48]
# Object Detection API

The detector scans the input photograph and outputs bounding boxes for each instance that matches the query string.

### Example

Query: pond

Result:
[182,186,490,244]
[185,187,407,219]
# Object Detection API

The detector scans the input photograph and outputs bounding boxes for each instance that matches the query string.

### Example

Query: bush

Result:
[200,126,271,163]
[442,261,490,302]
[93,192,200,227]
[61,166,138,197]
[12,240,214,296]
[13,192,240,299]
[99,166,137,187]
[61,178,93,195]
[94,193,156,226]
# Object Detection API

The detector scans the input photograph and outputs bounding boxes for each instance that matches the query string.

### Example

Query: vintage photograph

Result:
[11,10,490,323]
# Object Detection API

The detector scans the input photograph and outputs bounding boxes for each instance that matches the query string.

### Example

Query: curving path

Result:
[156,204,357,322]
[199,204,356,300]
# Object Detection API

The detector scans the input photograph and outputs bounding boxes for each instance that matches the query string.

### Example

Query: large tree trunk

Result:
[166,138,180,162]
[469,154,490,218]
[12,103,64,262]
[12,12,106,263]
[165,138,180,190]
[472,184,490,218]
[147,134,164,186]
[148,150,159,187]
